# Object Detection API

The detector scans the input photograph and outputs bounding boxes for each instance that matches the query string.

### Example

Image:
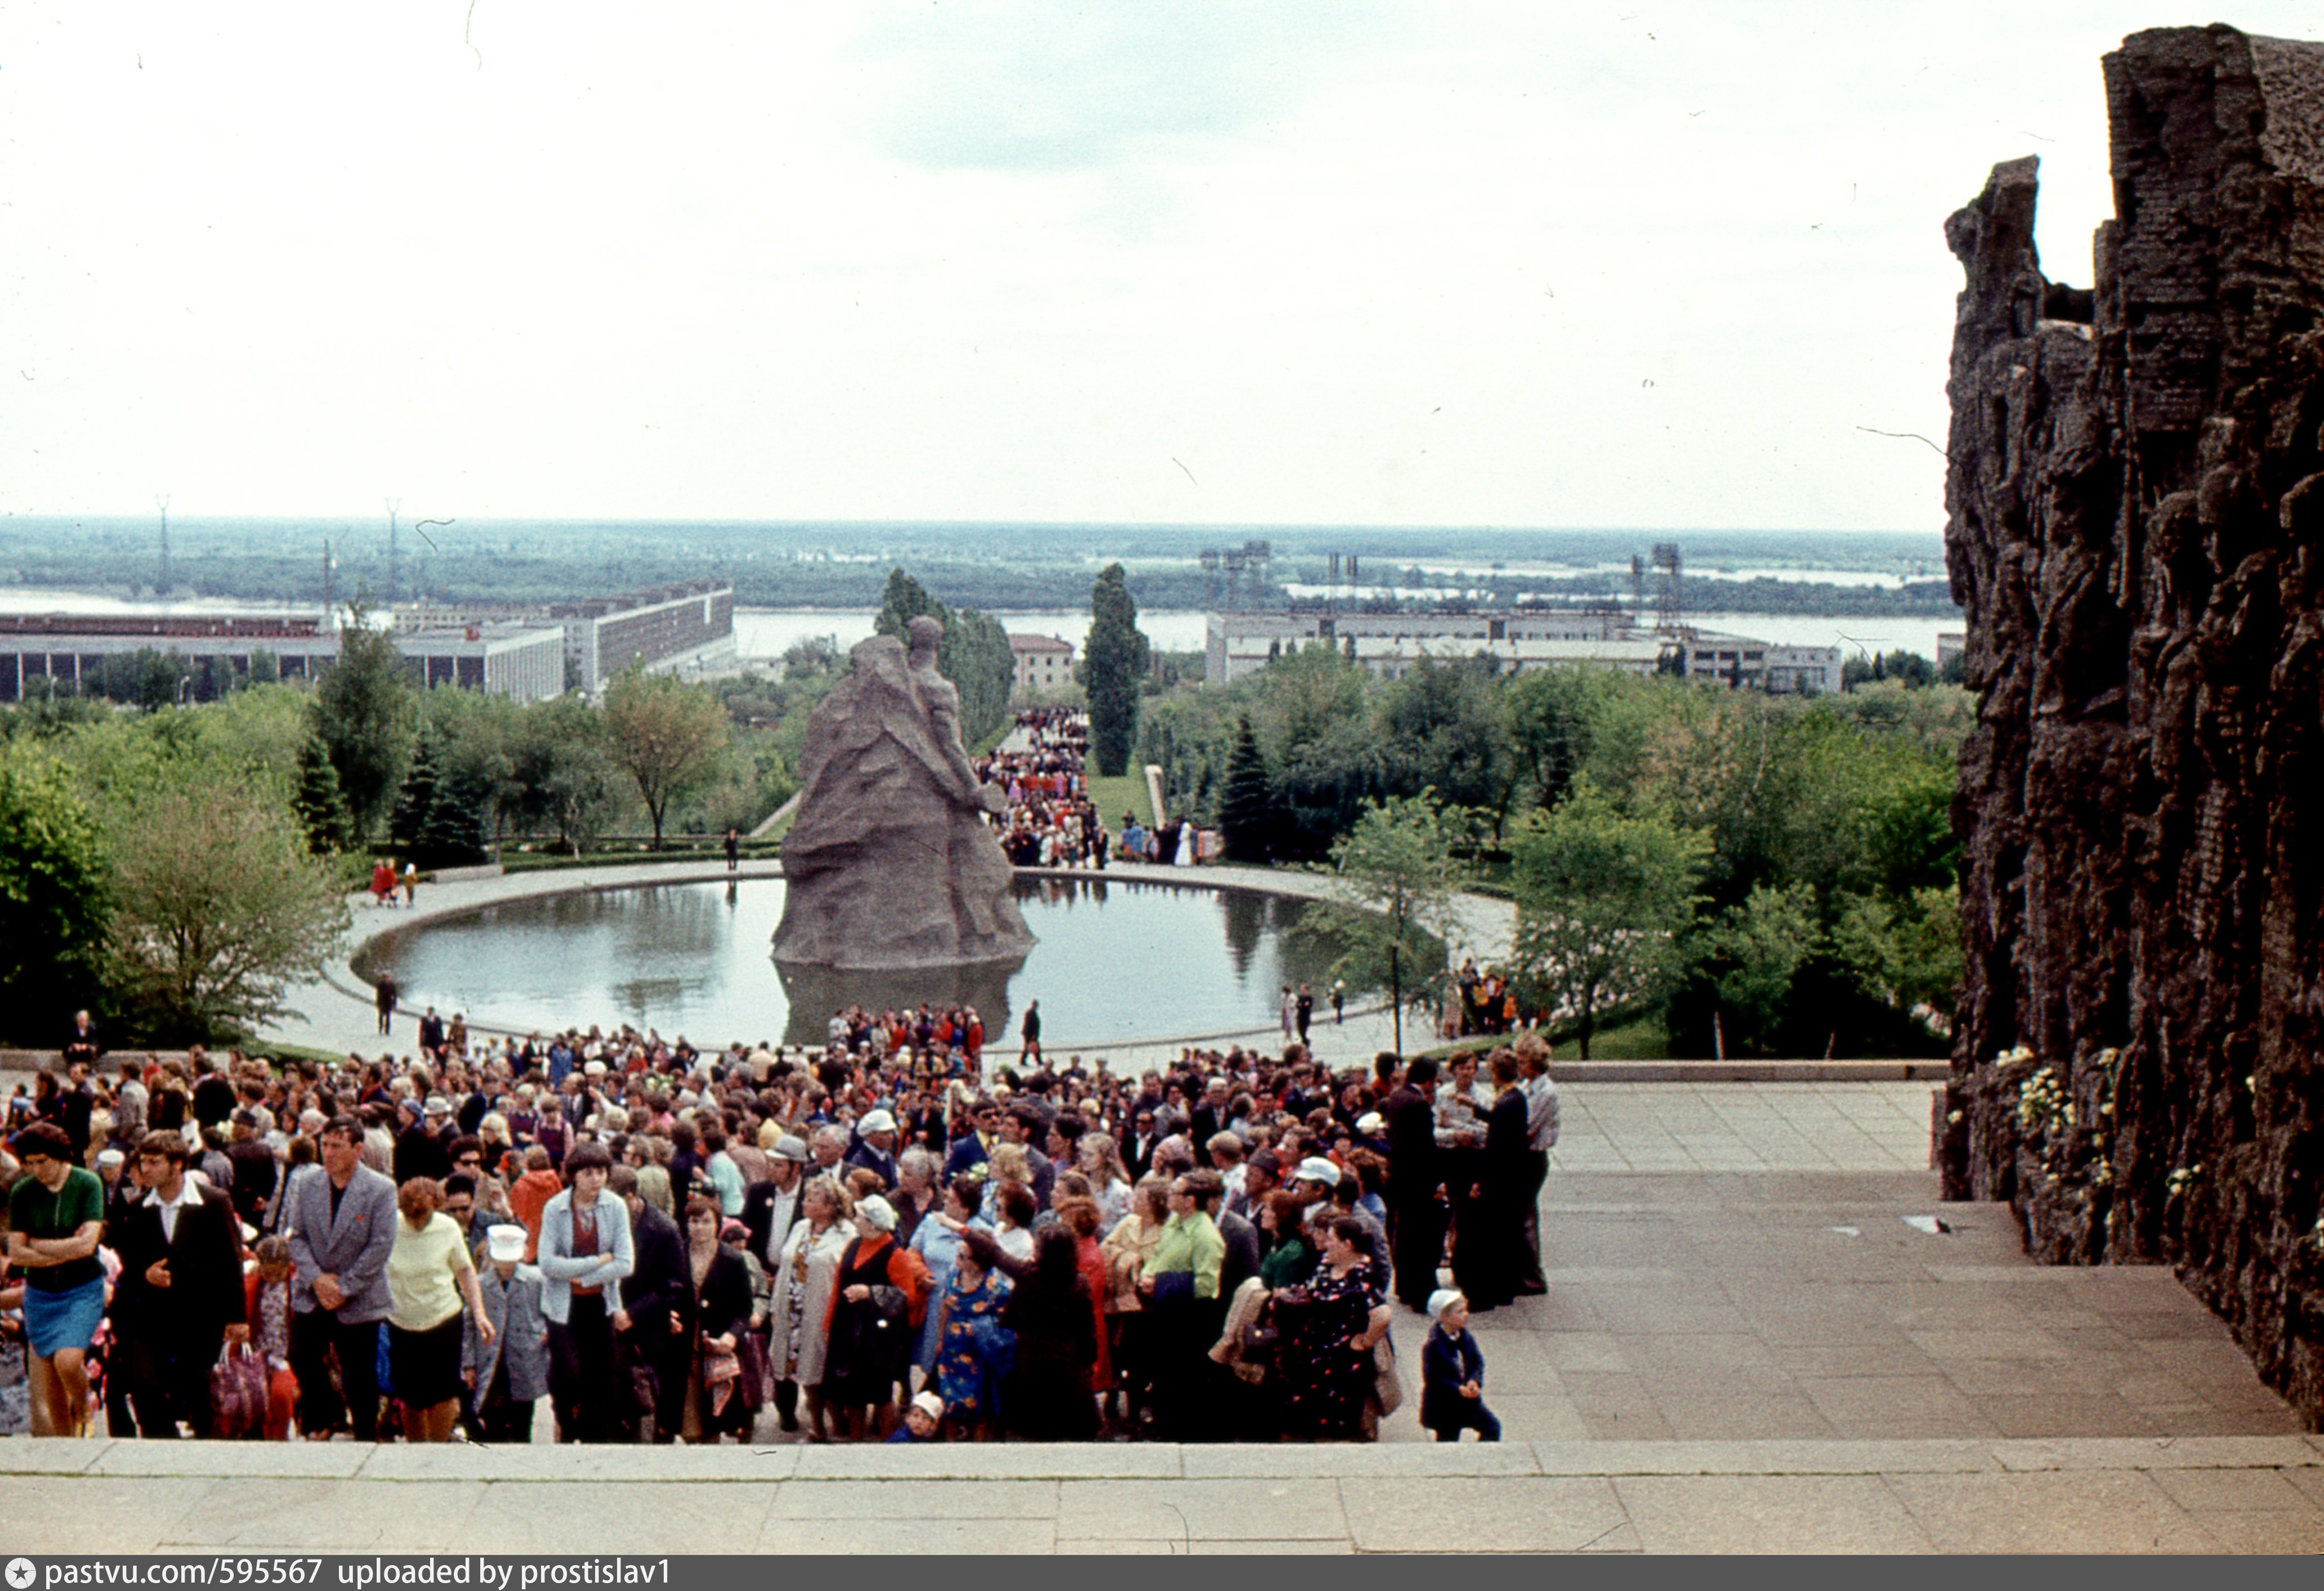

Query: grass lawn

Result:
[1086,772,1155,828]
[1422,1012,1672,1063]
[1566,1016,1670,1060]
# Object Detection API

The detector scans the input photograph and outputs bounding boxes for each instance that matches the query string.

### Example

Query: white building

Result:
[1010,632,1075,692]
[1205,610,1841,694]
[396,582,736,694]
[0,614,567,704]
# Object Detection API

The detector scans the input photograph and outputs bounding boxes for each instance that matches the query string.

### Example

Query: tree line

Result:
[1145,647,1967,1060]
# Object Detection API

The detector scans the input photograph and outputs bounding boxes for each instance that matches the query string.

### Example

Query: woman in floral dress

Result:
[1271,1215,1392,1441]
[932,1245,1012,1439]
[767,1177,851,1442]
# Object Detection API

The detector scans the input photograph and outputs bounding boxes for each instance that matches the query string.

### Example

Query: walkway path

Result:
[5,1433,2319,1553]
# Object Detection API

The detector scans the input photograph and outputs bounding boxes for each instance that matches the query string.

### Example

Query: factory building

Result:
[395,581,735,695]
[1205,610,1842,694]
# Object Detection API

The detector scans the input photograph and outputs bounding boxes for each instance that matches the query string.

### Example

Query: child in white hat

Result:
[888,1391,944,1443]
[1419,1289,1501,1442]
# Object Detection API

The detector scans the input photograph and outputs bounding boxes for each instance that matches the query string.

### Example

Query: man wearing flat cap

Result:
[846,1110,900,1189]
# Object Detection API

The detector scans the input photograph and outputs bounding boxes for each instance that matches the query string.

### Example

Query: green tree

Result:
[1216,715,1276,864]
[418,767,491,865]
[509,695,622,853]
[387,728,445,857]
[1505,664,1607,812]
[291,734,355,855]
[602,664,731,849]
[1300,791,1474,1052]
[1831,884,1964,1029]
[104,783,349,1042]
[874,567,946,636]
[0,744,111,1038]
[941,606,1016,747]
[1505,777,1711,1059]
[874,568,1014,745]
[1375,656,1510,825]
[1702,881,1822,1057]
[312,601,412,834]
[1083,562,1150,776]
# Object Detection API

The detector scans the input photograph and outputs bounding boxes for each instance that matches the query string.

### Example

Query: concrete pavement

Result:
[3,1435,2318,1553]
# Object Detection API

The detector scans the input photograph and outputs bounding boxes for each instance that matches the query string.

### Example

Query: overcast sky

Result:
[5,2,2317,531]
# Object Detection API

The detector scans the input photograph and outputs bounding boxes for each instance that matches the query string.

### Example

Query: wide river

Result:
[0,588,1961,664]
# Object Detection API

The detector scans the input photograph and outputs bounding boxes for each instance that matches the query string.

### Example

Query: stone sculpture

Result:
[773,615,1036,969]
[1941,25,2324,1424]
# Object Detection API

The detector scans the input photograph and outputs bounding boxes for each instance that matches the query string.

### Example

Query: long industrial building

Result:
[394,580,735,694]
[0,614,567,704]
[1205,609,1843,694]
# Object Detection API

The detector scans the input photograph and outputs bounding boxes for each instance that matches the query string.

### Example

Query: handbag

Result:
[209,1344,270,1439]
[732,1329,769,1411]
[1371,1333,1404,1416]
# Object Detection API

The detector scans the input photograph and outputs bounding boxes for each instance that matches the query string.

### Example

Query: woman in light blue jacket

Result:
[535,1143,633,1442]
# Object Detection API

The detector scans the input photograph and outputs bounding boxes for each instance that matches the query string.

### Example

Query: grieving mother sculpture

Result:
[774,616,1036,969]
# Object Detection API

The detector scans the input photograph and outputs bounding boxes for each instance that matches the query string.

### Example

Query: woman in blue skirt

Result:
[6,1123,106,1436]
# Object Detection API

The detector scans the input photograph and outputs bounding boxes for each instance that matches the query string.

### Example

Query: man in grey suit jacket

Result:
[285,1115,398,1440]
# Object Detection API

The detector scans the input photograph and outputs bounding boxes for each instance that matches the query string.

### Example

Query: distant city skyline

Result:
[7,3,2318,529]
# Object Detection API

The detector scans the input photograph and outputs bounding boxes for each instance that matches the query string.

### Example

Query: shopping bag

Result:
[209,1344,270,1439]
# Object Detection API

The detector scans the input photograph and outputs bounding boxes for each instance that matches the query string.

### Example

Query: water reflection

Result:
[367,876,1349,1051]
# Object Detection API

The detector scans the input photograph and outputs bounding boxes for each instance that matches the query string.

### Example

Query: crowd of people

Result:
[980,709,1110,869]
[979,707,1212,869]
[0,709,1562,1446]
[1,1016,1558,1446]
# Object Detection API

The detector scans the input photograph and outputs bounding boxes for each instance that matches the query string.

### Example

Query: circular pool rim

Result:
[332,862,1405,1054]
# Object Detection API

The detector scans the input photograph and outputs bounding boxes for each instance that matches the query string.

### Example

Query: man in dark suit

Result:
[611,1165,691,1443]
[1383,1056,1446,1311]
[1216,1203,1263,1299]
[1125,1106,1161,1180]
[53,1059,96,1160]
[739,1133,810,1432]
[224,1110,278,1227]
[942,1098,1002,1182]
[1187,1078,1232,1168]
[741,1136,808,1266]
[111,1131,248,1436]
[285,1116,399,1440]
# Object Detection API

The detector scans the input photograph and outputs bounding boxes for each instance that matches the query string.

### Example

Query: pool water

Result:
[357,875,1352,1052]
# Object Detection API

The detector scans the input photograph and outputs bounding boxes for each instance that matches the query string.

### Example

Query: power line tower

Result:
[155,494,172,594]
[385,498,402,606]
[1652,542,1684,631]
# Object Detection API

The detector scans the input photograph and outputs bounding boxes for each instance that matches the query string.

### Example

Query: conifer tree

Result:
[292,735,355,855]
[1217,716,1276,864]
[388,730,443,857]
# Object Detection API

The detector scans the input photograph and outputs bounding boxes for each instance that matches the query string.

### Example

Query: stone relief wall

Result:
[1941,24,2324,1427]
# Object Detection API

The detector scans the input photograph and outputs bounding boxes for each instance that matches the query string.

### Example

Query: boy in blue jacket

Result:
[1419,1289,1501,1442]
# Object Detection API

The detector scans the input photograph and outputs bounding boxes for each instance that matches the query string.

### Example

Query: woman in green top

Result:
[5,1122,106,1436]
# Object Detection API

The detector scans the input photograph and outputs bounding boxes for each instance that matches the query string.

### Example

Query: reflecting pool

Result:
[356,876,1349,1050]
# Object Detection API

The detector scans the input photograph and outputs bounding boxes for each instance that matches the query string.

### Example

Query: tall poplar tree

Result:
[1083,563,1149,777]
